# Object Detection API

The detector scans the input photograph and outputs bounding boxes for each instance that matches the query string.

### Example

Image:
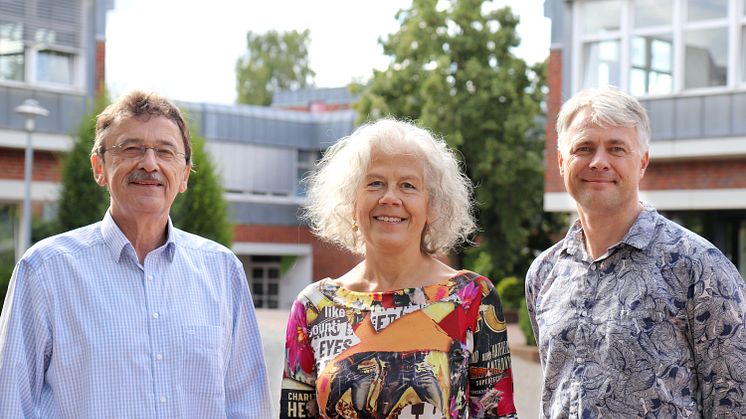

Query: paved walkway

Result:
[256,309,543,418]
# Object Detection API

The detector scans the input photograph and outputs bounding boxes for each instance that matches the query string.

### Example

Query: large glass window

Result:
[37,50,74,85]
[631,34,673,95]
[687,0,727,22]
[684,28,728,88]
[576,0,744,94]
[0,22,24,82]
[634,0,673,28]
[583,41,621,88]
[296,149,320,197]
[583,0,623,33]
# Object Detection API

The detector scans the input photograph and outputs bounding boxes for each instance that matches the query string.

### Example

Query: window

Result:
[296,149,320,197]
[742,3,746,83]
[37,50,75,85]
[742,26,746,83]
[687,0,727,22]
[0,22,23,81]
[634,0,673,28]
[248,255,281,309]
[630,34,673,95]
[684,28,728,88]
[582,0,622,34]
[579,1,623,90]
[0,3,82,89]
[575,0,744,95]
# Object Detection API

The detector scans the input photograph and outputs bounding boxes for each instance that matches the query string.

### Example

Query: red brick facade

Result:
[234,224,361,281]
[0,148,62,182]
[95,40,106,93]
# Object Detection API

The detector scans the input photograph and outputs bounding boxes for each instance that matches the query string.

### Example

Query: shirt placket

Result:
[569,260,599,418]
[142,254,171,418]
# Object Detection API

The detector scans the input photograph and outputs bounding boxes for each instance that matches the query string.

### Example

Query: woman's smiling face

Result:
[354,150,430,256]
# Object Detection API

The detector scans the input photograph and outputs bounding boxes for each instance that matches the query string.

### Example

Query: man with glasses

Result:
[0,91,272,418]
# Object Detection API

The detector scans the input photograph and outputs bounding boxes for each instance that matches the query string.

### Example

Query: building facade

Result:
[0,0,112,266]
[0,0,359,309]
[544,0,746,277]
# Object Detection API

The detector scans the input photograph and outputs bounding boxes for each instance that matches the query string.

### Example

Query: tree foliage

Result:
[56,93,111,232]
[235,29,315,106]
[353,0,565,280]
[171,132,233,247]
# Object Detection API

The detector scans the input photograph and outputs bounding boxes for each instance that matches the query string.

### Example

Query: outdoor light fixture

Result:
[14,99,49,259]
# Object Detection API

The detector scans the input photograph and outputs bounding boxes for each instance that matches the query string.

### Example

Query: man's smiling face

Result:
[558,107,649,217]
[91,115,190,222]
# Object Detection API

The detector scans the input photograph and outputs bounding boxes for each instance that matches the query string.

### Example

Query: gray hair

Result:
[303,118,476,255]
[556,87,650,155]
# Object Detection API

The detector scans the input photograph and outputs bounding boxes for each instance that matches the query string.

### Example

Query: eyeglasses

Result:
[102,142,186,163]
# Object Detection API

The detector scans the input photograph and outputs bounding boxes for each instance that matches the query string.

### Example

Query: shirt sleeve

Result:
[524,258,542,353]
[0,259,52,418]
[469,278,518,419]
[687,249,746,418]
[280,297,318,418]
[224,258,272,419]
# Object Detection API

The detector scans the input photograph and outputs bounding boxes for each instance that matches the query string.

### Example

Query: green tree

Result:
[171,133,232,247]
[235,29,315,106]
[354,0,565,280]
[57,93,111,233]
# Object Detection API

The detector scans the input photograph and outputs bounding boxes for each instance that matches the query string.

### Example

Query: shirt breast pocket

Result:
[181,325,225,397]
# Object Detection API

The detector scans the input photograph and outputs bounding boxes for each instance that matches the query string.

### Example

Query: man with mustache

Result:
[526,87,746,418]
[0,91,272,418]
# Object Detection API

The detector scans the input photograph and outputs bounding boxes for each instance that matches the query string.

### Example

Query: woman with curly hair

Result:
[280,118,518,418]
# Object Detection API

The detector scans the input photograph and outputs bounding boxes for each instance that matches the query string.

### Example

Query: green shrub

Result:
[496,276,523,310]
[519,298,537,346]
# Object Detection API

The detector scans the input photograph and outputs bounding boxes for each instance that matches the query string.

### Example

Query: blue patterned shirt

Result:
[526,206,746,418]
[0,211,272,418]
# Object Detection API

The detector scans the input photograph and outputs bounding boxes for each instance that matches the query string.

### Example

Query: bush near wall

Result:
[496,276,524,310]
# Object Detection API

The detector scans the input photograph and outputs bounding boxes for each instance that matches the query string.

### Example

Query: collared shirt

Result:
[526,206,746,418]
[0,211,272,418]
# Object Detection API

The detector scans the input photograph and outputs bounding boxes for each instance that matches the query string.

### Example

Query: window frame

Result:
[572,0,746,96]
[0,11,85,93]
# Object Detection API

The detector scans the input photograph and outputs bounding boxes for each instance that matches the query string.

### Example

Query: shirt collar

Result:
[561,204,659,257]
[100,210,177,263]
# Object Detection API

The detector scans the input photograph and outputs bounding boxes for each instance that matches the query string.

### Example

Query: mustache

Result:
[127,170,164,184]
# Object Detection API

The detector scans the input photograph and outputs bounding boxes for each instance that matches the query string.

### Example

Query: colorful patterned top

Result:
[526,206,746,418]
[280,270,518,418]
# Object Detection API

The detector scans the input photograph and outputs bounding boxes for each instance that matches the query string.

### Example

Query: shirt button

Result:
[576,357,584,364]
[160,395,167,403]
[152,312,159,319]
[147,275,154,281]
[155,353,163,360]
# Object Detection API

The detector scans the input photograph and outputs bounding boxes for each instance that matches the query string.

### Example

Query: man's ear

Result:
[557,148,565,176]
[91,154,107,186]
[640,151,649,179]
[178,163,191,193]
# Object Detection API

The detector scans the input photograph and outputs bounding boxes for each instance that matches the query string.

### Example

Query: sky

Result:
[105,0,550,105]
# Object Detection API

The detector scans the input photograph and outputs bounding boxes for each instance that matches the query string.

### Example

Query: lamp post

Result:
[14,99,49,259]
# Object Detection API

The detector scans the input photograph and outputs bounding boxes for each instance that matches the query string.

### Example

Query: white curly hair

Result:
[303,118,476,255]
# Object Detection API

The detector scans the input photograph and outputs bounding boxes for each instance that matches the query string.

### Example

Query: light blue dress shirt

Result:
[0,211,272,418]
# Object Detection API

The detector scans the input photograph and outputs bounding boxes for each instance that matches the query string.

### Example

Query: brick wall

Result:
[641,159,746,190]
[234,224,361,281]
[0,148,62,182]
[96,40,106,93]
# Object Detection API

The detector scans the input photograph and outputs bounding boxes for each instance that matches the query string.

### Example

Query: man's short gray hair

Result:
[556,87,651,155]
[303,118,476,255]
